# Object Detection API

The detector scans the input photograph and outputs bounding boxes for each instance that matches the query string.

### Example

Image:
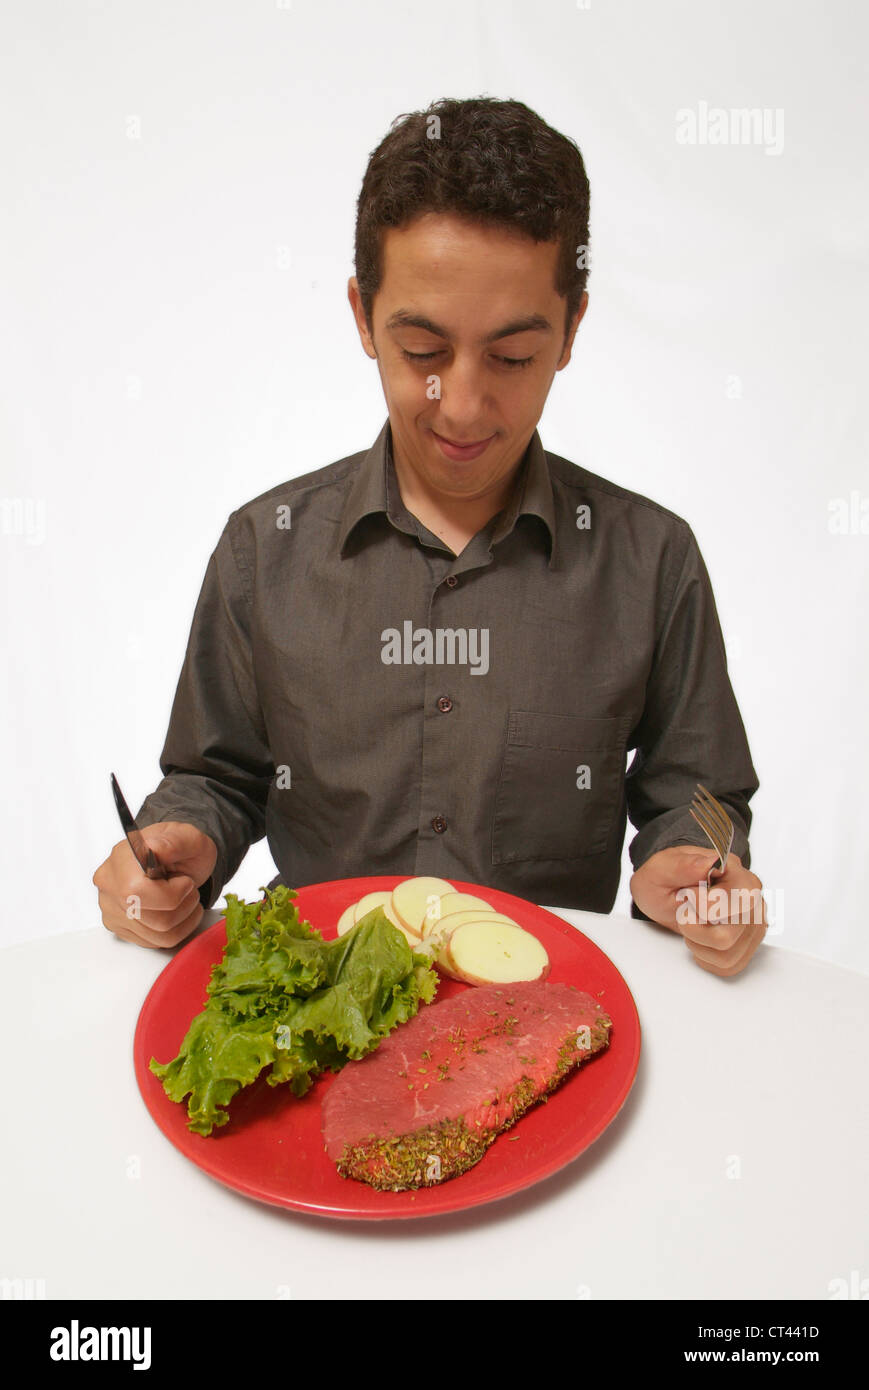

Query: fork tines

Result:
[689,782,735,874]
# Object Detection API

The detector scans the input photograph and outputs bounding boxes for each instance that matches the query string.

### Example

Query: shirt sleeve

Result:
[134,513,274,908]
[626,523,759,916]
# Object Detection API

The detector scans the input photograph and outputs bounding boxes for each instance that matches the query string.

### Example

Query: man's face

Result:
[348,212,587,504]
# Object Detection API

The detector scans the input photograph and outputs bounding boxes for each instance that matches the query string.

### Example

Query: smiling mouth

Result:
[432,430,494,446]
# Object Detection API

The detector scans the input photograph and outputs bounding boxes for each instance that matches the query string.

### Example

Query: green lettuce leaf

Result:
[149,887,437,1135]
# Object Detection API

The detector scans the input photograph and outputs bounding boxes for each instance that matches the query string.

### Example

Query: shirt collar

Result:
[338,417,557,567]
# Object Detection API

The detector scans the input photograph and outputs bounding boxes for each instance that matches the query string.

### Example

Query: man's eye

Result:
[400,349,535,370]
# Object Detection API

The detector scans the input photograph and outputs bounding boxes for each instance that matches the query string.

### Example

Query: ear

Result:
[347,277,377,359]
[556,291,589,370]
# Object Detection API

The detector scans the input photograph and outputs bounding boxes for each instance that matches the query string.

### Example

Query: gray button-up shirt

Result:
[136,416,759,914]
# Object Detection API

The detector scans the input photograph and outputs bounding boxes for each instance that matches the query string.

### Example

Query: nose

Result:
[429,355,493,436]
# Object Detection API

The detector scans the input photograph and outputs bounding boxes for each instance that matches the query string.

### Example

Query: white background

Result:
[1,0,866,968]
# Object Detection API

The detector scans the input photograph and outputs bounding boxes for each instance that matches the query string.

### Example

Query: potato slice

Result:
[391,877,455,937]
[353,890,392,924]
[353,893,421,947]
[429,891,494,926]
[435,936,465,981]
[447,920,550,985]
[336,902,357,937]
[433,914,519,977]
[425,908,520,950]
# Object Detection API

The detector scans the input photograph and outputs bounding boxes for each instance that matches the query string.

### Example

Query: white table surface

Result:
[2,905,866,1301]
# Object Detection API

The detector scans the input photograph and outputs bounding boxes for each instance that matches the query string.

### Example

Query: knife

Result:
[110,772,170,880]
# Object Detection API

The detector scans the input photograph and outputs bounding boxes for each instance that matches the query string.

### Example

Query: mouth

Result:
[430,429,496,461]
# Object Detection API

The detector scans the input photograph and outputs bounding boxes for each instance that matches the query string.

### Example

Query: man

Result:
[93,96,766,975]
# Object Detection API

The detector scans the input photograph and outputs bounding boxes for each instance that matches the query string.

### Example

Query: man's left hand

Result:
[630,846,767,976]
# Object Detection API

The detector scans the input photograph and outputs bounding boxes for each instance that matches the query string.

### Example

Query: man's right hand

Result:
[92,821,218,949]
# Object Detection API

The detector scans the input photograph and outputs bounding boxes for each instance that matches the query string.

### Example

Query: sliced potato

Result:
[353,890,391,924]
[425,909,520,958]
[336,902,357,937]
[391,877,455,936]
[383,897,422,943]
[354,895,421,947]
[433,913,521,976]
[447,920,550,985]
[431,891,494,926]
[425,906,519,939]
[436,936,465,981]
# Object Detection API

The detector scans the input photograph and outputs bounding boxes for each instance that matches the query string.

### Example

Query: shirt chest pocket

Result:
[491,710,631,864]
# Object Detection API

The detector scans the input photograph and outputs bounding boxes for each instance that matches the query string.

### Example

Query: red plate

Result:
[134,877,641,1220]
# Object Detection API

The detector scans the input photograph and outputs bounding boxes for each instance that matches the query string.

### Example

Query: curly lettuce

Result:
[149,885,438,1135]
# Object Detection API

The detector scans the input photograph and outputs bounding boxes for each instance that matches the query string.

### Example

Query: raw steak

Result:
[321,979,612,1190]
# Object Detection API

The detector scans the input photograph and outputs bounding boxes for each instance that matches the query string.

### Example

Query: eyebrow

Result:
[384,310,554,342]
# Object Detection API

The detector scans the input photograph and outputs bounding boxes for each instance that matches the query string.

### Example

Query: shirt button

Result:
[436,695,453,713]
[431,815,448,834]
[445,575,458,588]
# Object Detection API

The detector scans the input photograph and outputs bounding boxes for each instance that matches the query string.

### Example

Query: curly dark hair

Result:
[353,96,591,352]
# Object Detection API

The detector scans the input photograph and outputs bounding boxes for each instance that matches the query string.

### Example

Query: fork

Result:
[689,782,735,885]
